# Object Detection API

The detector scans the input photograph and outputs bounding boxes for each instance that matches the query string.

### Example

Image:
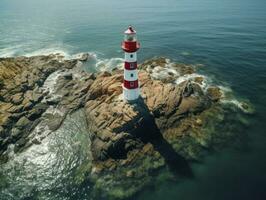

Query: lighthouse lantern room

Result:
[122,26,140,101]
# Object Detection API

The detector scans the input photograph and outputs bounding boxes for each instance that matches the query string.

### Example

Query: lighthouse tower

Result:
[122,26,140,101]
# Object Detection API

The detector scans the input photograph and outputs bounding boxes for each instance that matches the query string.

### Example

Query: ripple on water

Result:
[0,109,92,200]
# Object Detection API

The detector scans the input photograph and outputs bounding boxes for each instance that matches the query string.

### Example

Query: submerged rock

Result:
[207,87,222,102]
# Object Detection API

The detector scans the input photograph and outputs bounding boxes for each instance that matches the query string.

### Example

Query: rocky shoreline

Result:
[0,54,252,199]
[0,54,91,160]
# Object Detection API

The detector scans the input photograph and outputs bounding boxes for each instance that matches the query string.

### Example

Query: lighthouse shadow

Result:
[132,97,193,178]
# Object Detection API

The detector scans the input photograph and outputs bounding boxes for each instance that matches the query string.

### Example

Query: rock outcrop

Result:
[0,55,251,199]
[85,69,211,162]
[0,54,91,160]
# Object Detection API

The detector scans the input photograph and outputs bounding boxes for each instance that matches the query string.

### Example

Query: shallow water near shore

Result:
[1,0,266,199]
[0,109,92,199]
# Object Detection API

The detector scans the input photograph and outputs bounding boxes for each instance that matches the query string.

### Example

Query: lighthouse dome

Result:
[124,26,137,42]
[124,26,136,34]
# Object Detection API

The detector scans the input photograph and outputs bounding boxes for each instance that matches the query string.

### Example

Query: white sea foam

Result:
[45,106,65,117]
[27,107,65,145]
[175,73,208,88]
[148,59,253,114]
[220,99,252,113]
[96,57,124,71]
[149,61,179,82]
[147,59,209,89]
[0,42,72,58]
[6,144,15,160]
[212,85,253,113]
[0,44,124,72]
[217,85,233,93]
[0,45,24,57]
[181,51,192,56]
[151,66,179,79]
[24,48,70,58]
[0,43,93,60]
[42,70,64,95]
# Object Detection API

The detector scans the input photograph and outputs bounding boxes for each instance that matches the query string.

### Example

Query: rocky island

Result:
[0,54,252,199]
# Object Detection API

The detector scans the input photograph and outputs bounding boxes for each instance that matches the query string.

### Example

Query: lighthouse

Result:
[121,26,140,101]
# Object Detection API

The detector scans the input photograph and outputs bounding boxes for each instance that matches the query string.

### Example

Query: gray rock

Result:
[46,96,61,105]
[63,73,73,80]
[207,87,222,102]
[182,81,193,97]
[14,138,27,152]
[32,92,43,103]
[27,103,48,121]
[11,127,21,138]
[77,53,89,62]
[47,114,64,131]
[32,138,42,145]
[15,116,31,129]
[0,126,4,137]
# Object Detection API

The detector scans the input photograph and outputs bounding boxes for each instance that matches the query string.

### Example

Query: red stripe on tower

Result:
[121,26,141,101]
[124,61,137,70]
[121,41,140,53]
[123,80,139,89]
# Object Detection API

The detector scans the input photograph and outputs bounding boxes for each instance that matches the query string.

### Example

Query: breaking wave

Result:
[0,45,124,72]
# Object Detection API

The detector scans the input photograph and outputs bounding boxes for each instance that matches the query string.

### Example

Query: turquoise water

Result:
[1,0,266,199]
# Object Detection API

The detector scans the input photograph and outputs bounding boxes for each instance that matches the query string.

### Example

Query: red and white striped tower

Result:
[121,26,140,101]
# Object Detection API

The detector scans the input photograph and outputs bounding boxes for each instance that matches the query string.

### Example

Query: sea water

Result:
[1,0,266,199]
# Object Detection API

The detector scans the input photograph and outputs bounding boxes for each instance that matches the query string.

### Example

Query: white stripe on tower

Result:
[125,52,137,62]
[124,69,138,81]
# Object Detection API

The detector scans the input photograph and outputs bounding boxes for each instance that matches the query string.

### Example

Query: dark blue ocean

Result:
[1,0,266,199]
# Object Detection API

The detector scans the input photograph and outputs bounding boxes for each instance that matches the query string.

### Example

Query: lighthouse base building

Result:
[122,26,141,102]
